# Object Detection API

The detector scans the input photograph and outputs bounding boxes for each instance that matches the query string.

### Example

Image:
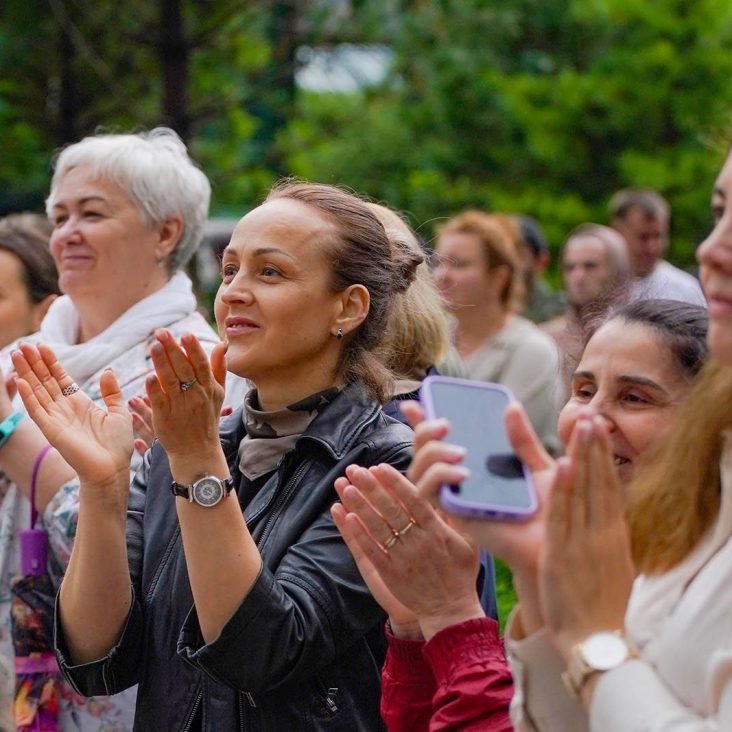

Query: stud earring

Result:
[335,328,344,339]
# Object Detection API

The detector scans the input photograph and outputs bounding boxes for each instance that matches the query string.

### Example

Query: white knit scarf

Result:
[38,271,197,386]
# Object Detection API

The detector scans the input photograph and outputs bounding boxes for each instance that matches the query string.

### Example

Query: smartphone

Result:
[419,375,537,520]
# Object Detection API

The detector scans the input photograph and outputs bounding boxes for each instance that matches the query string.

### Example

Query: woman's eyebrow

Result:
[616,375,669,395]
[221,245,297,262]
[571,370,595,381]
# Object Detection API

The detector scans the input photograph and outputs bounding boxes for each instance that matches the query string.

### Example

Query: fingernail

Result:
[454,466,470,479]
[445,445,467,458]
[579,421,592,444]
[151,343,163,356]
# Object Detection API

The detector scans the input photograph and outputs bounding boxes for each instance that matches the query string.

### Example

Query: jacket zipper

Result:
[257,461,309,547]
[325,687,339,714]
[181,688,203,732]
[238,690,256,731]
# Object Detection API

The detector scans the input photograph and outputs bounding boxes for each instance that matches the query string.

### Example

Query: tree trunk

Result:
[158,0,190,142]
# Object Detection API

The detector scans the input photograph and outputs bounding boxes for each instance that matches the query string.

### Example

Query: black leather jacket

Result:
[55,384,413,731]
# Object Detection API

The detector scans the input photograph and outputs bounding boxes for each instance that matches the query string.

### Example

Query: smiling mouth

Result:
[613,456,630,466]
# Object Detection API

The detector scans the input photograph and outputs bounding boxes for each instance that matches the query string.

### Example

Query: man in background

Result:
[609,188,705,306]
[542,224,630,397]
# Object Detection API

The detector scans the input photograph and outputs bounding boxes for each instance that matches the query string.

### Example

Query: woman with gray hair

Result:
[0,128,242,730]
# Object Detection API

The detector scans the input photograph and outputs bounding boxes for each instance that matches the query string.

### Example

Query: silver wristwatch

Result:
[562,630,637,698]
[171,474,234,507]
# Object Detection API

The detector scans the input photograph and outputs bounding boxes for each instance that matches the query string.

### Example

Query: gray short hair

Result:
[608,188,669,223]
[46,128,211,272]
[565,223,631,281]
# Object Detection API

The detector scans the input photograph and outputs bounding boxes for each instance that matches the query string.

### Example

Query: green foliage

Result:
[280,0,732,264]
[495,558,517,634]
[3,0,732,265]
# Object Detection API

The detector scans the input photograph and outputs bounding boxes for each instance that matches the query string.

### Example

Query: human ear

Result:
[488,264,512,299]
[332,284,370,338]
[154,215,185,262]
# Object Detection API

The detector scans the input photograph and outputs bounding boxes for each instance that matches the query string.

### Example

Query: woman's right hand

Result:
[12,342,133,492]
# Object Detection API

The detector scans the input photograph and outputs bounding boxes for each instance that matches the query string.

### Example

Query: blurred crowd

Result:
[0,126,727,732]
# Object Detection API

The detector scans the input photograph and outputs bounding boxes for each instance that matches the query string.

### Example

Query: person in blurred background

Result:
[434,210,560,452]
[0,127,244,730]
[610,188,705,305]
[515,215,565,324]
[0,213,60,350]
[541,224,630,397]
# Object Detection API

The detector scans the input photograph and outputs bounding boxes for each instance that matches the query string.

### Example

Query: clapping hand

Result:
[539,415,635,662]
[144,330,226,468]
[332,463,484,641]
[12,342,133,497]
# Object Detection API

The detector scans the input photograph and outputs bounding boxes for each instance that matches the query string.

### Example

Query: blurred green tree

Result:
[2,0,732,265]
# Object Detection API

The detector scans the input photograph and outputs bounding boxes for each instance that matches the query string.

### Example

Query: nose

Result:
[578,401,617,434]
[51,216,82,246]
[219,271,254,306]
[697,219,732,273]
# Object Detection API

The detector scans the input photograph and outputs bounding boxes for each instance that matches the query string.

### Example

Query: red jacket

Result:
[381,617,514,731]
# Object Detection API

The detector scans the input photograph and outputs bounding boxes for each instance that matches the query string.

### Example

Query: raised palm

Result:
[12,343,133,487]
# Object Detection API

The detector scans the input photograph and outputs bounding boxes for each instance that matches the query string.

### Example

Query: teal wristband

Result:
[0,412,25,448]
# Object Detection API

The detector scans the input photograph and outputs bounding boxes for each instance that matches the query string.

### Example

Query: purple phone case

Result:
[419,375,538,521]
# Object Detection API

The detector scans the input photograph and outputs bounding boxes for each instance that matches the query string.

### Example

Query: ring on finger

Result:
[180,378,197,392]
[395,519,415,537]
[383,534,399,552]
[61,383,80,397]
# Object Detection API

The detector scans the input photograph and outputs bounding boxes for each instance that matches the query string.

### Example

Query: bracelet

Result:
[30,445,54,529]
[0,412,25,449]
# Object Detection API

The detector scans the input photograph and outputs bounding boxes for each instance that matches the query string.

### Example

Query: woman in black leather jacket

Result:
[14,182,417,730]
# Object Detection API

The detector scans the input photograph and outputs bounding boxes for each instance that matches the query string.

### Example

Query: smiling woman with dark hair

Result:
[14,181,416,731]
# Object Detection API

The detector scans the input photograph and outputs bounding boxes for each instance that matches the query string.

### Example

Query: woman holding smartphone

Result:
[333,297,708,731]
[13,182,416,731]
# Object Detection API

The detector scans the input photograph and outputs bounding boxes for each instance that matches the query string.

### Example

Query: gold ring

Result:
[396,519,415,537]
[383,534,399,552]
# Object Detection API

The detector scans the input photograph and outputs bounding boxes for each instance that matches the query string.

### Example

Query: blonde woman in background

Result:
[434,211,560,452]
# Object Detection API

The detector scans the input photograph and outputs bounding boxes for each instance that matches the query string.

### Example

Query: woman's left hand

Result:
[539,415,636,662]
[146,330,227,469]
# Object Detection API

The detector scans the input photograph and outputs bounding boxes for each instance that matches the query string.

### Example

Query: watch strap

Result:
[0,412,25,448]
[170,475,234,501]
[562,631,637,699]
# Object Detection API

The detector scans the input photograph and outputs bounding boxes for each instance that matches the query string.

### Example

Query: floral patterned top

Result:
[0,311,247,731]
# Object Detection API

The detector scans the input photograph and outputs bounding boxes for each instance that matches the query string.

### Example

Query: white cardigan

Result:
[507,432,732,731]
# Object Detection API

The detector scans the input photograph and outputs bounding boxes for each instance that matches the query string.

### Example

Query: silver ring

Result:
[61,383,80,397]
[180,379,197,392]
[395,519,415,538]
[383,534,399,552]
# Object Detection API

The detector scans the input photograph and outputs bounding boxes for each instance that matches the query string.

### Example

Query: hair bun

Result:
[388,233,424,294]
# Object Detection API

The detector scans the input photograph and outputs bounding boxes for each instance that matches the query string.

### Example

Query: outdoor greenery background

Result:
[4,0,732,264]
[4,0,732,627]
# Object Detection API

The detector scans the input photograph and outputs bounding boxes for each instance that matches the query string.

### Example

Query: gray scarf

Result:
[237,388,341,480]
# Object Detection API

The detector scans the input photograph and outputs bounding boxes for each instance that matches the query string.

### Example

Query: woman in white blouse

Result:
[407,151,732,729]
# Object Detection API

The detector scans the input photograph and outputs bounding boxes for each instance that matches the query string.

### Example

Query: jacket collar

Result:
[219,382,382,463]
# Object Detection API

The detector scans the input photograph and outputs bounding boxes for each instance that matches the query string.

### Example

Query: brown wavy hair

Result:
[627,359,731,574]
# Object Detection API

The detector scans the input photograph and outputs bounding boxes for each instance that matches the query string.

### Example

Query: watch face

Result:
[582,632,629,671]
[192,477,224,507]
